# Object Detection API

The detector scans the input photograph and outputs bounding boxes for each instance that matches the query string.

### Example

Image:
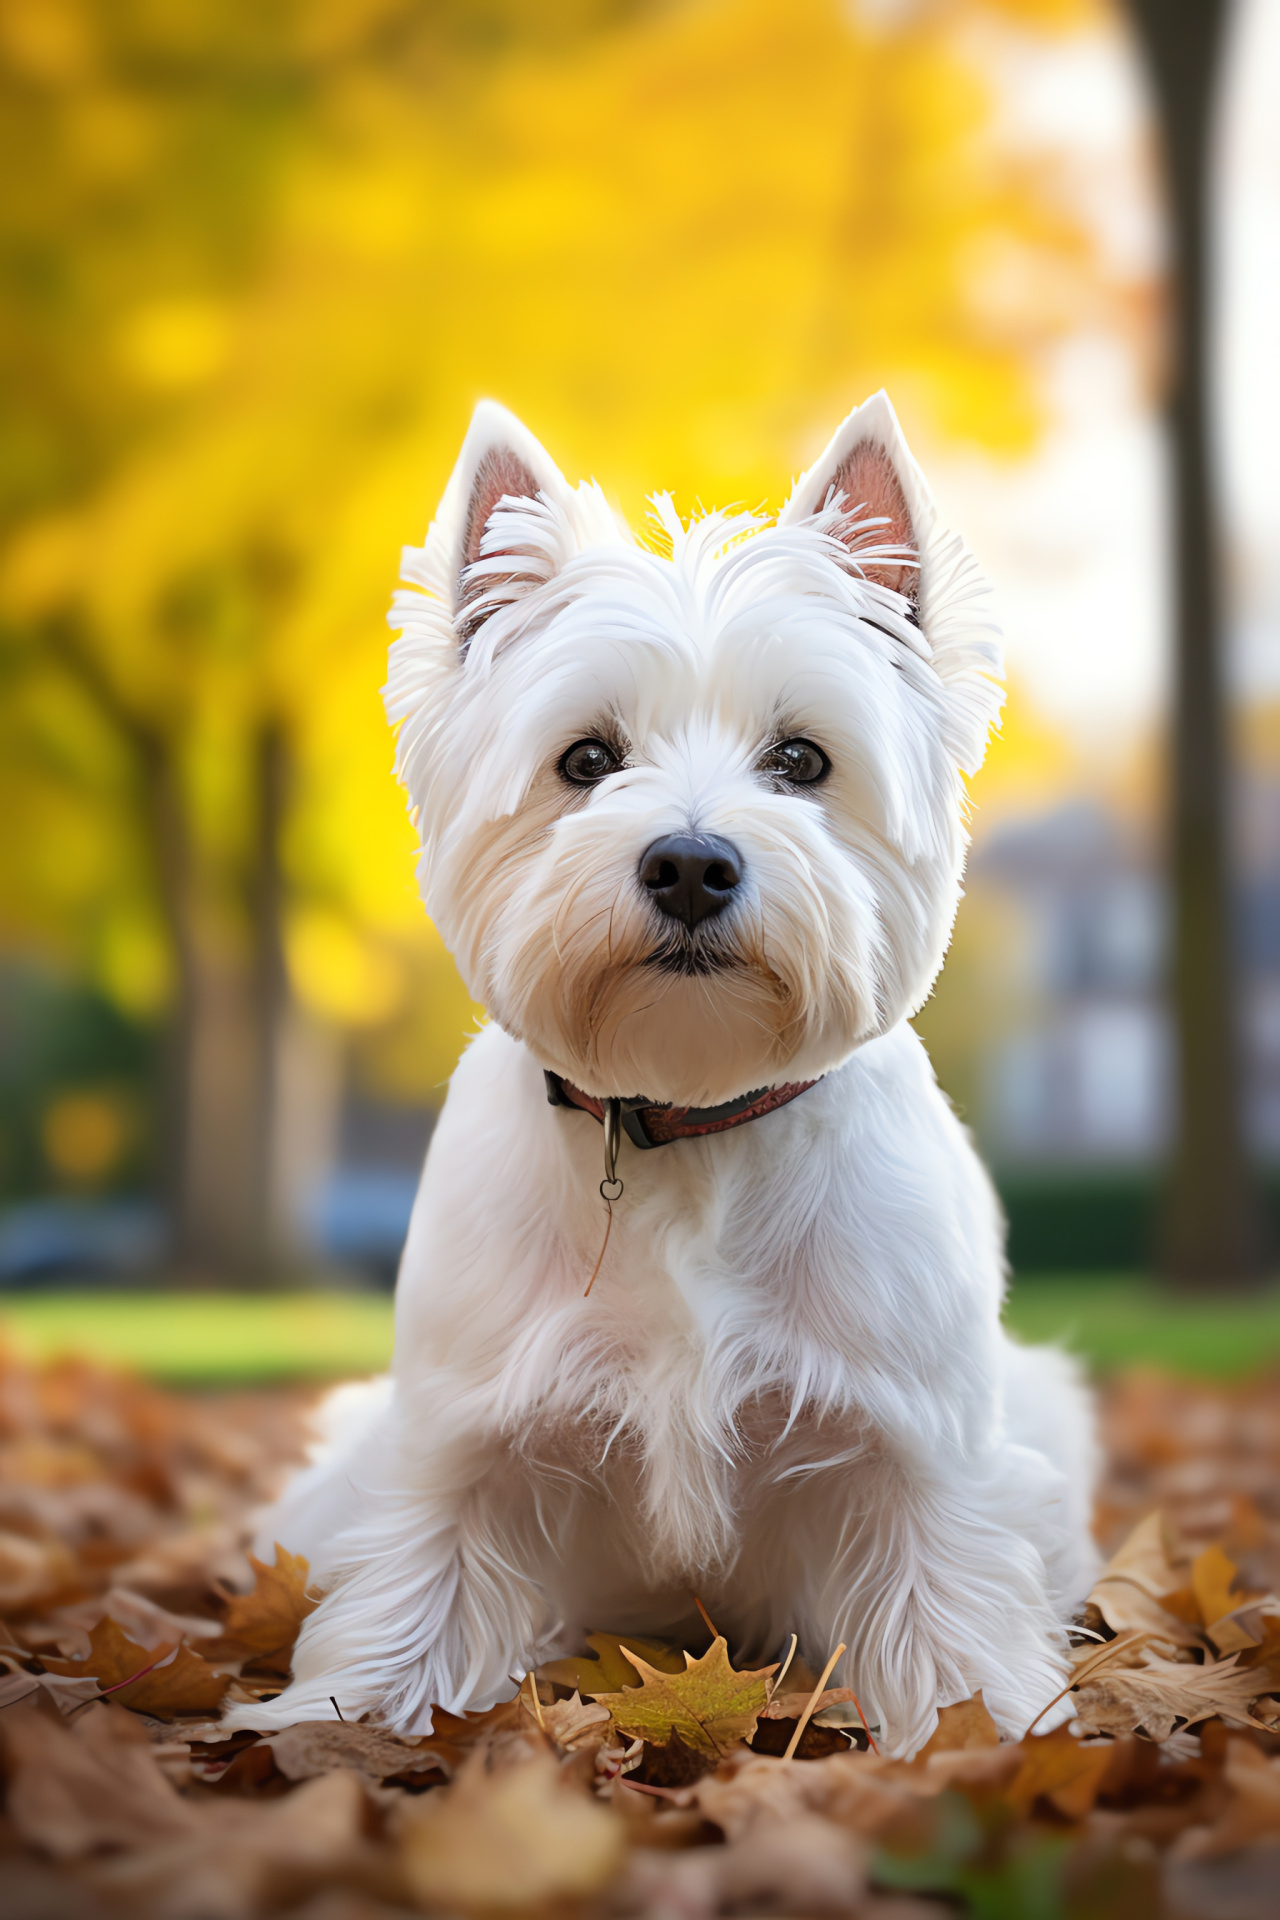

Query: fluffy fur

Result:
[226,393,1098,1758]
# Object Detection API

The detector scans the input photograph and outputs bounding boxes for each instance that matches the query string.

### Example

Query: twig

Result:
[693,1597,719,1642]
[848,1689,878,1755]
[331,1696,345,1721]
[782,1642,846,1762]
[617,1776,695,1805]
[1024,1631,1152,1738]
[525,1669,548,1733]
[769,1634,798,1701]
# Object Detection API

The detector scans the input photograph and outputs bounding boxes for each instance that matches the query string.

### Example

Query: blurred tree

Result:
[1123,0,1263,1287]
[0,0,1114,1276]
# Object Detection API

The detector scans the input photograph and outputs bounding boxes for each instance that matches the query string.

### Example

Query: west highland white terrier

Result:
[231,393,1098,1757]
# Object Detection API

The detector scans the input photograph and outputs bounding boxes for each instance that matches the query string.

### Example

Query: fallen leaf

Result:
[1192,1544,1262,1632]
[0,1696,201,1857]
[1234,1608,1280,1677]
[0,1530,81,1612]
[40,1616,228,1716]
[267,1719,442,1784]
[1072,1651,1271,1741]
[0,1668,41,1708]
[91,1766,375,1916]
[1172,1737,1280,1858]
[627,1809,869,1917]
[1007,1725,1114,1818]
[101,1586,224,1650]
[203,1545,319,1668]
[400,1749,625,1909]
[538,1629,685,1695]
[761,1686,864,1722]
[1087,1513,1202,1647]
[529,1689,613,1751]
[592,1636,776,1758]
[919,1693,1000,1754]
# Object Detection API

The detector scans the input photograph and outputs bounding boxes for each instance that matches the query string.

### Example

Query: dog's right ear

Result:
[441,402,572,649]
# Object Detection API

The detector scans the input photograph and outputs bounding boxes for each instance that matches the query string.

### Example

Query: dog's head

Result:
[386,396,1001,1107]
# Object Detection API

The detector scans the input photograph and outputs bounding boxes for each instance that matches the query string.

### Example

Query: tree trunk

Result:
[143,734,262,1279]
[47,622,312,1278]
[1125,0,1263,1285]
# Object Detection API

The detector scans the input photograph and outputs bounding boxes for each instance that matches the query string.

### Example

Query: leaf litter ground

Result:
[2,1350,1280,1918]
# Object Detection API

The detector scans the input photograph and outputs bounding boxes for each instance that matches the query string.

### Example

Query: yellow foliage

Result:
[42,1092,132,1185]
[0,0,1116,1097]
[286,909,404,1027]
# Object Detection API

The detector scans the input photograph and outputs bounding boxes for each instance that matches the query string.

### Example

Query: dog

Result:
[228,392,1098,1758]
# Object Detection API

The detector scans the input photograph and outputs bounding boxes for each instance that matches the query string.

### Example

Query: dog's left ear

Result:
[779,391,930,609]
[441,401,573,647]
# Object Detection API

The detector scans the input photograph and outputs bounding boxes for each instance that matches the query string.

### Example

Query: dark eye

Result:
[757,738,829,785]
[560,738,621,785]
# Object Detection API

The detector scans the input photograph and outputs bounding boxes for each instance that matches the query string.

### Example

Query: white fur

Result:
[227,394,1098,1757]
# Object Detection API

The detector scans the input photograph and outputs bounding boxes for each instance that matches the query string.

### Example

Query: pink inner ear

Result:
[827,441,916,601]
[459,446,541,585]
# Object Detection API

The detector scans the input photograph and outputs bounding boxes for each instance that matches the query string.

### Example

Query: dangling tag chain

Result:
[584,1097,624,1298]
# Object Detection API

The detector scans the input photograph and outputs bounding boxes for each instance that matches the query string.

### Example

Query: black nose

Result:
[639,833,743,930]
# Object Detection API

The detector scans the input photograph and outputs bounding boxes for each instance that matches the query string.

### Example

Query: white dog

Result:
[230,393,1098,1758]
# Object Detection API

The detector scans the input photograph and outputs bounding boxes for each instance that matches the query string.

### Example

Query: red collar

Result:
[544,1070,819,1149]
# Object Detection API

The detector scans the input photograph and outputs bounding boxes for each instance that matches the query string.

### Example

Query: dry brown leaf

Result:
[41,1615,228,1716]
[1191,1544,1263,1631]
[90,1766,375,1917]
[0,1529,82,1611]
[1087,1512,1202,1647]
[203,1544,319,1667]
[920,1693,1000,1754]
[1006,1725,1114,1819]
[1072,1650,1271,1741]
[0,1696,201,1857]
[529,1689,613,1751]
[1172,1737,1280,1859]
[692,1745,954,1844]
[267,1719,443,1784]
[592,1635,776,1758]
[761,1685,863,1722]
[0,1667,42,1709]
[625,1810,869,1918]
[400,1749,625,1909]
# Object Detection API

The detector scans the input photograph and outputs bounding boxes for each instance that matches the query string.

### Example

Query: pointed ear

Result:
[780,391,930,607]
[439,401,571,646]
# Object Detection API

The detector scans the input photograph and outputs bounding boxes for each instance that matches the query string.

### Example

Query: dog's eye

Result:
[560,738,620,785]
[757,738,830,785]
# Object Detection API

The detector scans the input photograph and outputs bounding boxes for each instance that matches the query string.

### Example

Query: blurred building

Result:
[972,775,1280,1166]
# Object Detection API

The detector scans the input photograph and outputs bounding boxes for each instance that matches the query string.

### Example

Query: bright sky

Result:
[924,0,1279,758]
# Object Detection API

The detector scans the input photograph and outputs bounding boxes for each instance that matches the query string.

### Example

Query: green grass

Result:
[1002,1273,1280,1378]
[0,1289,396,1384]
[2,1275,1280,1384]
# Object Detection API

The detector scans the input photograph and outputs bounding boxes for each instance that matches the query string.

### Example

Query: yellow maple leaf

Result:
[41,1617,228,1716]
[591,1637,775,1757]
[204,1544,319,1669]
[538,1629,685,1695]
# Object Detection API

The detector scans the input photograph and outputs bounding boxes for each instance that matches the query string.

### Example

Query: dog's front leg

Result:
[804,1440,1072,1758]
[225,1411,555,1733]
